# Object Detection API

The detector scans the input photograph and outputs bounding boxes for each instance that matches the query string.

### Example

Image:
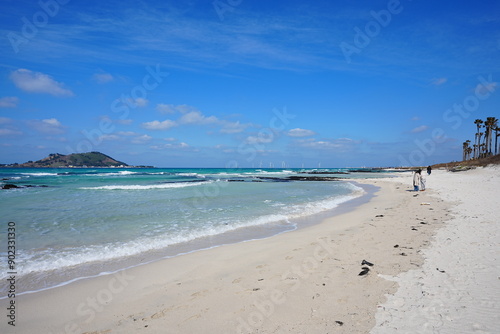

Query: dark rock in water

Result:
[2,184,20,189]
[228,179,245,182]
[255,175,340,182]
[299,171,349,175]
[2,183,49,189]
[286,176,340,181]
[256,177,291,182]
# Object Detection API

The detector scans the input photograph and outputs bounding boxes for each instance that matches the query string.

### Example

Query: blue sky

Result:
[0,0,499,167]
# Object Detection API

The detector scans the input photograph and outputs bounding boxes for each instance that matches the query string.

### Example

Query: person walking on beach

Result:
[427,165,432,175]
[420,171,426,191]
[413,169,421,191]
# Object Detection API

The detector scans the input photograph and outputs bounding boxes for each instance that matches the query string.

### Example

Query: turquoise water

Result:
[0,167,382,294]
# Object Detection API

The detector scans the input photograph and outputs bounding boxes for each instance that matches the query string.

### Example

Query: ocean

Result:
[0,167,385,295]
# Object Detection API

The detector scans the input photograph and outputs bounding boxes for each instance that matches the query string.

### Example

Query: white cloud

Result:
[0,128,22,136]
[220,121,250,134]
[117,131,138,136]
[10,69,74,97]
[142,119,178,130]
[43,118,62,127]
[179,111,218,125]
[93,73,114,84]
[156,104,177,114]
[28,118,66,134]
[411,125,429,133]
[431,77,447,86]
[99,134,121,141]
[156,104,199,114]
[295,137,359,151]
[0,97,19,108]
[287,128,316,137]
[145,106,252,134]
[131,134,152,144]
[0,117,12,124]
[150,142,189,150]
[411,116,420,121]
[246,134,274,144]
[125,97,148,108]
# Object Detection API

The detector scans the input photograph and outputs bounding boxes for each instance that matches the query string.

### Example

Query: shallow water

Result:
[0,167,385,294]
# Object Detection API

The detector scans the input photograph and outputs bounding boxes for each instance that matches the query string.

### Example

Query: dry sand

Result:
[371,166,500,334]
[2,167,498,333]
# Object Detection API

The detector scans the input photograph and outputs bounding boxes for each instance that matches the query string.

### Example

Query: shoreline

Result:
[3,173,451,334]
[4,168,497,333]
[2,180,370,298]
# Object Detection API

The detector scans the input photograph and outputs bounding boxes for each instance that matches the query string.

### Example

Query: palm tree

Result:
[484,117,498,156]
[474,119,483,159]
[495,126,500,156]
[478,132,484,158]
[480,143,487,158]
[463,140,471,161]
[490,117,498,154]
[467,146,473,160]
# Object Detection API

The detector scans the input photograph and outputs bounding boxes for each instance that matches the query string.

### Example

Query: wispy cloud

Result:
[0,117,12,124]
[143,106,251,134]
[28,118,66,134]
[219,121,249,134]
[287,128,316,137]
[0,97,19,108]
[294,137,359,151]
[142,119,177,130]
[10,69,74,97]
[411,125,429,133]
[179,111,218,125]
[150,142,190,150]
[431,77,447,86]
[125,97,149,108]
[131,134,152,144]
[0,128,23,136]
[92,72,114,84]
[156,104,198,114]
[246,134,274,145]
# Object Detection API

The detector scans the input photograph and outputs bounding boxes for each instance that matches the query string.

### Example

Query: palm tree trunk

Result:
[495,128,499,155]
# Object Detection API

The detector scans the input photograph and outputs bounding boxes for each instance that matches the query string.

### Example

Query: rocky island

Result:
[0,152,151,168]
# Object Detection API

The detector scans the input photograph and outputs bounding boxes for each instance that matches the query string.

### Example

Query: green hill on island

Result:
[8,152,129,168]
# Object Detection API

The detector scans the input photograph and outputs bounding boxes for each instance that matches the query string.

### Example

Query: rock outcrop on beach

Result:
[1,152,129,168]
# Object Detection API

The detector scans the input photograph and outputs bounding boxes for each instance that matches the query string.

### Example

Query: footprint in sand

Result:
[232,278,242,284]
[191,290,209,298]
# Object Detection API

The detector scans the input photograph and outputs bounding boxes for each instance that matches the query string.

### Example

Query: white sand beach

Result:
[371,166,500,334]
[2,167,499,334]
